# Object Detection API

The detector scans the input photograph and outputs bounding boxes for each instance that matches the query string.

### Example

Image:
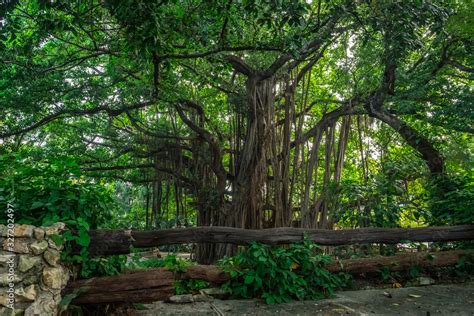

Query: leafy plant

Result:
[80,255,127,278]
[0,151,122,277]
[219,240,350,304]
[408,265,421,279]
[446,252,474,279]
[0,152,115,228]
[162,254,191,272]
[427,175,474,225]
[126,253,204,295]
[378,267,401,283]
[174,279,210,295]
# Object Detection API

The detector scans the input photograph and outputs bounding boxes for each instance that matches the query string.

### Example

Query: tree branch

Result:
[0,101,152,139]
[175,100,227,187]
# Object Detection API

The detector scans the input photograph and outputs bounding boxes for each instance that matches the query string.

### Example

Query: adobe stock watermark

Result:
[5,202,16,309]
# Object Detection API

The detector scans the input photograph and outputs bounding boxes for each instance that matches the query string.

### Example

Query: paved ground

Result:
[136,282,474,315]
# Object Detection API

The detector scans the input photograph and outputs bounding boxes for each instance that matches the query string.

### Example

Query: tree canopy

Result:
[1,0,472,262]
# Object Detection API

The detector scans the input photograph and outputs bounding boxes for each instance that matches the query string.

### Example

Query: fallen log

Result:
[181,265,231,283]
[67,269,174,294]
[85,225,474,256]
[70,286,175,305]
[64,265,231,305]
[326,249,467,274]
[64,250,468,305]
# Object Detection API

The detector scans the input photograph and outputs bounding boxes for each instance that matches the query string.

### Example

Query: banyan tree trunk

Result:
[195,201,236,264]
[192,138,234,264]
[232,76,275,229]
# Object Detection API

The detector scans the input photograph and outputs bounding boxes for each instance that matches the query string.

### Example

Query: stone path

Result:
[137,282,474,315]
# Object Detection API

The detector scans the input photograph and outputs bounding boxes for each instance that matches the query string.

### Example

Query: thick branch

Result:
[446,59,474,73]
[175,101,227,187]
[0,101,152,139]
[225,56,255,76]
[291,102,364,149]
[366,107,445,174]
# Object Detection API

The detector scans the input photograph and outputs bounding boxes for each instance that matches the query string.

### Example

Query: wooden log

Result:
[65,250,468,305]
[65,265,228,297]
[86,229,133,258]
[64,268,175,305]
[326,250,466,274]
[85,225,474,256]
[71,286,175,305]
[181,265,231,283]
[67,268,174,294]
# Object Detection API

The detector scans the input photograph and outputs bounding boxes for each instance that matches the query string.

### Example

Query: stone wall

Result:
[0,223,71,316]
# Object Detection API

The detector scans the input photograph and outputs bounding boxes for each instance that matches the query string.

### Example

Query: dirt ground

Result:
[136,282,474,315]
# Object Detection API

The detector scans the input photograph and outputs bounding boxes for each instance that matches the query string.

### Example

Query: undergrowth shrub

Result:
[219,239,351,304]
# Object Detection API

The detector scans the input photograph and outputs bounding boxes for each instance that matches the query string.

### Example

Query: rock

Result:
[42,266,69,289]
[199,288,229,299]
[18,255,42,273]
[24,291,57,316]
[21,274,39,287]
[0,292,29,311]
[43,222,66,236]
[0,285,37,307]
[0,274,22,286]
[13,225,34,238]
[30,240,48,255]
[0,291,12,308]
[0,307,18,316]
[15,285,37,302]
[13,309,25,316]
[414,277,435,286]
[33,228,45,241]
[43,249,60,266]
[0,225,6,237]
[2,239,30,254]
[0,255,15,268]
[168,294,194,304]
[47,238,63,251]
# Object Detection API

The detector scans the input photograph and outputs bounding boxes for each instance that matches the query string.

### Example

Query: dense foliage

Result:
[219,240,350,304]
[0,151,114,227]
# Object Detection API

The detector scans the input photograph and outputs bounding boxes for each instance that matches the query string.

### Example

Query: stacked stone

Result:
[0,223,71,316]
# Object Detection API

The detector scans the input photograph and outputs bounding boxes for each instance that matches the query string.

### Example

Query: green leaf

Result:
[244,275,254,285]
[49,234,64,247]
[75,230,91,247]
[30,201,44,209]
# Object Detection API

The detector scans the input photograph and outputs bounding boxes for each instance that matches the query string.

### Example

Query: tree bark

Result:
[232,76,275,229]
